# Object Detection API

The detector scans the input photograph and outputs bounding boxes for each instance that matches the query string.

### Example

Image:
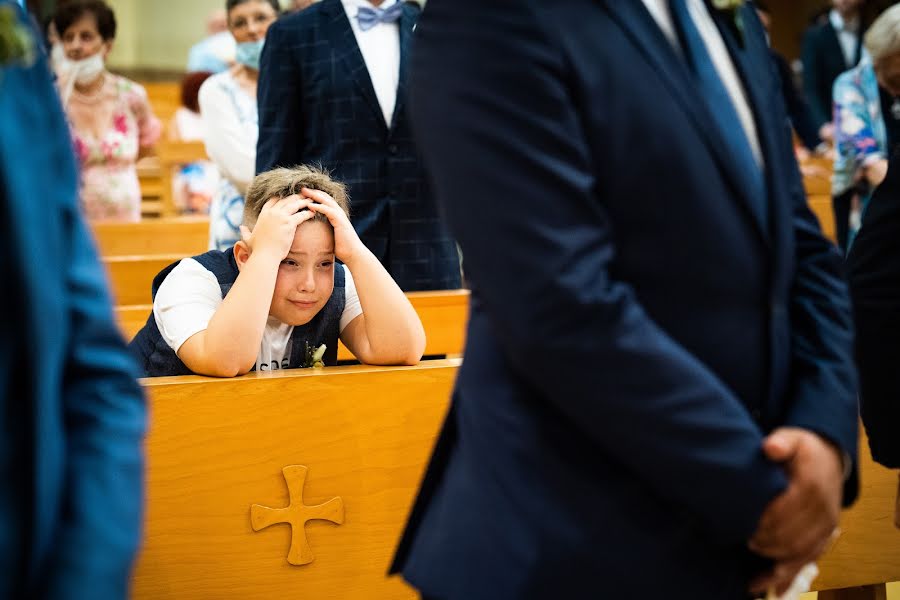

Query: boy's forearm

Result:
[345,249,426,363]
[202,252,280,374]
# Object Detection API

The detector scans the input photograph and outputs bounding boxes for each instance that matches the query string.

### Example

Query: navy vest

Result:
[129,249,345,377]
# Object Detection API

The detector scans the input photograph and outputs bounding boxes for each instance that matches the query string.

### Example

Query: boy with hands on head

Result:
[131,165,426,377]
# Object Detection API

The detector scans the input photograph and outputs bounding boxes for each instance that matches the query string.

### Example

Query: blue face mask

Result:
[235,40,265,70]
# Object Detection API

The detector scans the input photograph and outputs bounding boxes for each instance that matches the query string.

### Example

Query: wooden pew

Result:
[104,254,184,306]
[132,360,459,599]
[808,194,837,243]
[138,157,165,218]
[131,359,900,598]
[114,289,470,360]
[141,81,181,125]
[92,217,209,257]
[800,156,836,242]
[815,428,900,599]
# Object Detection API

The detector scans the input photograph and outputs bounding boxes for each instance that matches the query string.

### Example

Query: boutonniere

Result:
[302,342,327,369]
[711,0,746,46]
[0,5,36,69]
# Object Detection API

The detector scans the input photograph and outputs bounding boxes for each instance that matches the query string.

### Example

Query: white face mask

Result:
[57,52,106,107]
[57,52,105,85]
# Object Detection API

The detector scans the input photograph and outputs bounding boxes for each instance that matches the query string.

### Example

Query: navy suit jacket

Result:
[256,0,461,291]
[0,4,146,597]
[392,1,858,598]
[801,18,864,129]
[848,147,900,468]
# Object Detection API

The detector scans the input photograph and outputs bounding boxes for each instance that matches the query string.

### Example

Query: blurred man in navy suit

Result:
[392,1,858,598]
[0,2,145,597]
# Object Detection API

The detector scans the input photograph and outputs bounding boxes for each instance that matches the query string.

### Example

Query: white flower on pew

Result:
[302,342,327,368]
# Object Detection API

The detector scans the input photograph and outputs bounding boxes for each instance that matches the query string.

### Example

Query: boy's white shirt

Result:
[153,259,363,372]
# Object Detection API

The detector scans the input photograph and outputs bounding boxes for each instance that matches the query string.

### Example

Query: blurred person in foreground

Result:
[391,1,858,598]
[0,1,146,597]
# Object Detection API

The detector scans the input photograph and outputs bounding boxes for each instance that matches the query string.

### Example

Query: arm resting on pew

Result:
[340,246,426,366]
[174,246,280,377]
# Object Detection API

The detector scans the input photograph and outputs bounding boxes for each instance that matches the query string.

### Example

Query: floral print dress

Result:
[64,74,162,221]
[833,56,887,244]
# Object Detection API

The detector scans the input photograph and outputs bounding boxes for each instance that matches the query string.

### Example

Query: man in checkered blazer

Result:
[256,0,461,291]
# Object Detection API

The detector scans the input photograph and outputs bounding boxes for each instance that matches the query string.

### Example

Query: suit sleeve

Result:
[409,0,787,545]
[847,151,900,469]
[779,86,860,505]
[801,29,829,130]
[772,52,820,150]
[256,18,304,174]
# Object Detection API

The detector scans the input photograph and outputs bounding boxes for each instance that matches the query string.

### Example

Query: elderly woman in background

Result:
[198,0,278,251]
[832,4,900,249]
[54,0,161,222]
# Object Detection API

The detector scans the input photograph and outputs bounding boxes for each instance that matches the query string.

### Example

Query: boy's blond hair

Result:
[243,165,350,229]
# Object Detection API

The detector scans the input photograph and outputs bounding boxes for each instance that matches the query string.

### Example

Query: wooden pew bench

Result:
[104,254,184,306]
[808,194,837,243]
[815,428,900,599]
[801,156,836,243]
[131,360,900,598]
[132,359,459,599]
[92,217,210,257]
[114,289,470,360]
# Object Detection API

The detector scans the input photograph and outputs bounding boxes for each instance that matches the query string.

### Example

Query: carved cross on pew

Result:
[250,465,344,566]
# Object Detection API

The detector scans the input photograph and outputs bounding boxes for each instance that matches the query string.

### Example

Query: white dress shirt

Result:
[829,9,861,68]
[341,0,402,127]
[640,0,763,167]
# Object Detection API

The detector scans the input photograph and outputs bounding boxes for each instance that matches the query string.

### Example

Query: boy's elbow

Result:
[195,349,254,378]
[213,362,247,378]
[399,349,422,366]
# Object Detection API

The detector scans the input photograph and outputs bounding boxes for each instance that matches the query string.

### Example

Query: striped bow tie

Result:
[356,3,403,31]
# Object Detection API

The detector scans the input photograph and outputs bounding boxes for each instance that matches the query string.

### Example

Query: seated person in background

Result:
[187,9,235,74]
[130,165,426,377]
[172,71,219,214]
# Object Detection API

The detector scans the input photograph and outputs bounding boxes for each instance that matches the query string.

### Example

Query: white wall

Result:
[105,0,229,71]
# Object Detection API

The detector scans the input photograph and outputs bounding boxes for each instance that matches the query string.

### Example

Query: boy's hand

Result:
[240,195,315,261]
[301,187,367,264]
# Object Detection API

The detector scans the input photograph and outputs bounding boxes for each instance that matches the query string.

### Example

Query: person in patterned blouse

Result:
[54,0,161,222]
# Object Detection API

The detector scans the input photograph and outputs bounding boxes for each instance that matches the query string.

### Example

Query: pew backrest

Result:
[114,289,470,359]
[132,360,459,599]
[92,217,209,257]
[815,428,900,590]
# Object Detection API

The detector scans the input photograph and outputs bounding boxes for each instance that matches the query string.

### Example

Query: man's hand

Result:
[239,195,315,262]
[818,123,835,143]
[747,427,844,596]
